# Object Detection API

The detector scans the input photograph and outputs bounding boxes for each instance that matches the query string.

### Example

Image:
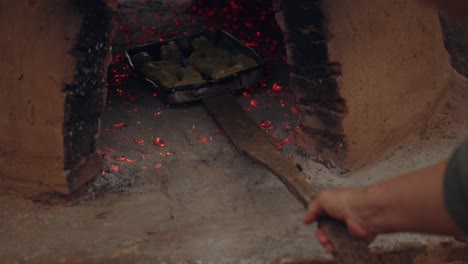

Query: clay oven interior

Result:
[1,0,466,195]
[1,0,468,262]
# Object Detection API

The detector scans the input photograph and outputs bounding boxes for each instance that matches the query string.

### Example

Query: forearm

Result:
[356,160,465,235]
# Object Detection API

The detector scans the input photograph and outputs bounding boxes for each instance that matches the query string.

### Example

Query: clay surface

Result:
[0,0,81,193]
[0,0,118,194]
[323,0,458,168]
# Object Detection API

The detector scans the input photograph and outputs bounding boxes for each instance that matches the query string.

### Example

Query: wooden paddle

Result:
[203,93,377,264]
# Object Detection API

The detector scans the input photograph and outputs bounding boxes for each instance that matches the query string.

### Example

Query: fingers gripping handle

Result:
[301,189,376,264]
[318,217,376,263]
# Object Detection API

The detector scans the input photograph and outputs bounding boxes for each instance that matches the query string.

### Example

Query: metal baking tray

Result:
[125,30,265,104]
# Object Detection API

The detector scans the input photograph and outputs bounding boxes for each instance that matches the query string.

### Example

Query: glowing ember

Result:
[155,163,162,169]
[155,137,167,148]
[115,156,126,162]
[200,137,208,144]
[250,99,258,108]
[110,165,119,173]
[277,143,283,150]
[114,122,126,128]
[272,83,282,92]
[126,158,137,163]
[282,135,293,144]
[100,147,114,157]
[134,139,145,145]
[245,41,260,47]
[290,106,299,115]
[259,120,273,130]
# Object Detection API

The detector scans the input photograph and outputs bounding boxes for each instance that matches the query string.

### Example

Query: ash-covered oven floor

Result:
[1,0,468,263]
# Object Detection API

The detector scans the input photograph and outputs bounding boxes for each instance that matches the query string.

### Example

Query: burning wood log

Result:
[0,0,118,194]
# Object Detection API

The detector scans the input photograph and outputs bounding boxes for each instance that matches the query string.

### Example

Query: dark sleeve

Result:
[444,138,468,233]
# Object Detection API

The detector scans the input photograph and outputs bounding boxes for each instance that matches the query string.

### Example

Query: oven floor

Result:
[1,0,468,263]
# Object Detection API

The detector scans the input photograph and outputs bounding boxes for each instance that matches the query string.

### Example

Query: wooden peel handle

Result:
[300,186,376,264]
[202,95,374,263]
[318,217,376,263]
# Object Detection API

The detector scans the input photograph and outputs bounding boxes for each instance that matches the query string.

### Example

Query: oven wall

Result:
[275,0,460,169]
[0,0,118,195]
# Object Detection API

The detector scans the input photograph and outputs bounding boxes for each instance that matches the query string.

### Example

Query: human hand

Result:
[304,189,378,254]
